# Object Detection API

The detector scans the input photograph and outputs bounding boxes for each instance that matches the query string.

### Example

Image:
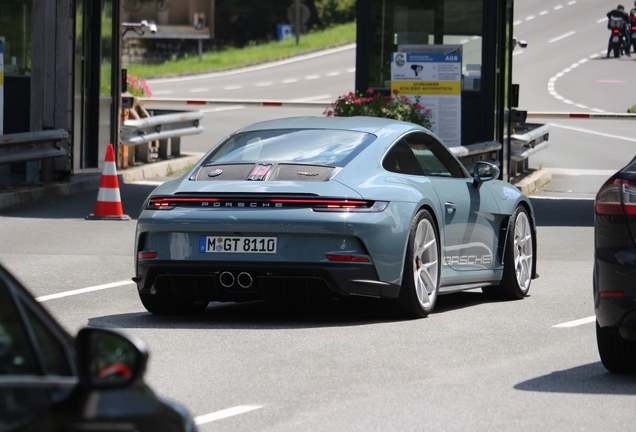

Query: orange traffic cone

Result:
[86,144,130,220]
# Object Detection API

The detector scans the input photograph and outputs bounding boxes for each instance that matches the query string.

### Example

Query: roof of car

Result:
[236,116,422,135]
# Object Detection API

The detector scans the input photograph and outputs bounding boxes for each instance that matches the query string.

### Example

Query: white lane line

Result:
[282,78,297,83]
[148,44,355,84]
[195,405,263,425]
[550,123,636,143]
[513,50,525,56]
[305,74,320,80]
[553,316,595,328]
[549,31,575,43]
[554,5,563,10]
[327,71,341,76]
[189,88,210,93]
[539,10,549,15]
[36,281,133,302]
[596,18,607,24]
[526,15,535,21]
[291,94,332,102]
[346,68,356,73]
[543,168,617,176]
[513,20,522,26]
[255,82,273,87]
[223,85,242,90]
[201,105,244,113]
[567,0,576,5]
[151,90,174,96]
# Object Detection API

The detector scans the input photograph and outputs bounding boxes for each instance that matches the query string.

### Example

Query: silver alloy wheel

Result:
[514,211,533,291]
[412,218,439,308]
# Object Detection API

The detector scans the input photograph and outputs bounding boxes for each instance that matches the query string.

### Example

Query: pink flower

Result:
[354,99,361,104]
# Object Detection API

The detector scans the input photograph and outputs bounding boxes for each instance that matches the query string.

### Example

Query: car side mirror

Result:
[76,327,149,389]
[473,161,500,185]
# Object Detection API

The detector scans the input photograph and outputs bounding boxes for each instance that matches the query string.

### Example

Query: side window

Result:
[382,140,425,176]
[0,281,39,376]
[24,307,72,376]
[406,133,467,179]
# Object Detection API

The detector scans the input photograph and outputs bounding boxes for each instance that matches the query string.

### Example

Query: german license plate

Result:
[612,35,620,43]
[199,236,277,254]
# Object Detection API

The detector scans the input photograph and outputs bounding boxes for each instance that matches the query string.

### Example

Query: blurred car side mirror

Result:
[76,327,149,389]
[473,161,501,185]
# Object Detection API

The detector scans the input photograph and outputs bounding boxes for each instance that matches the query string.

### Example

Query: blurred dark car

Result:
[594,156,636,373]
[0,263,198,431]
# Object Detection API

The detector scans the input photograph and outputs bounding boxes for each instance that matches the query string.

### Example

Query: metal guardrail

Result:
[121,109,204,163]
[0,129,69,188]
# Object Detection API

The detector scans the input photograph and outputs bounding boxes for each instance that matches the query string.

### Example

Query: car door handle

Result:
[445,202,457,214]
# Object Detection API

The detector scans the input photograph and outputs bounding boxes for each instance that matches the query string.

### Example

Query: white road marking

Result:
[255,81,273,87]
[553,316,595,328]
[526,15,535,21]
[36,281,133,302]
[550,123,636,143]
[148,44,355,84]
[549,31,575,43]
[514,20,522,26]
[513,50,525,56]
[291,94,332,102]
[327,71,341,76]
[539,10,548,15]
[151,90,174,96]
[305,74,320,80]
[189,88,210,93]
[567,0,576,5]
[223,85,242,90]
[282,78,297,83]
[596,18,606,24]
[543,168,617,176]
[554,5,563,10]
[201,105,244,113]
[346,68,356,73]
[195,405,263,425]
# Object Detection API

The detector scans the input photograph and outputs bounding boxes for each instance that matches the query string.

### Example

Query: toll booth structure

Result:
[355,0,518,181]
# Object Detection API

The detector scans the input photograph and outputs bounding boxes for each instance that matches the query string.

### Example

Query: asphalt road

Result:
[2,0,636,430]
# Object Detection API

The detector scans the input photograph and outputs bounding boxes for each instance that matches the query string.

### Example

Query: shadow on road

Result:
[88,290,497,330]
[530,198,594,227]
[515,362,636,395]
[0,182,156,220]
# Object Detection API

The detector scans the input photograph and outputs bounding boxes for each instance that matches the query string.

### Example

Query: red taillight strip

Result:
[138,251,157,259]
[600,291,624,298]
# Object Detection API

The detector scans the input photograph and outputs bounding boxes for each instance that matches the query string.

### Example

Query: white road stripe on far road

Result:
[549,31,575,43]
[195,405,263,425]
[553,316,595,328]
[36,281,133,302]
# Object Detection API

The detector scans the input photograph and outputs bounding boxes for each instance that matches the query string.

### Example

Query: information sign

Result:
[391,50,462,147]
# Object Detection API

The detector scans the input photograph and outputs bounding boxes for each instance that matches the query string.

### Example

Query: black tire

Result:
[596,321,636,373]
[483,206,533,300]
[139,291,208,315]
[395,209,440,319]
[613,43,621,58]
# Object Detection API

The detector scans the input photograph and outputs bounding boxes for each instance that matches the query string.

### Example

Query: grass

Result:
[124,22,356,80]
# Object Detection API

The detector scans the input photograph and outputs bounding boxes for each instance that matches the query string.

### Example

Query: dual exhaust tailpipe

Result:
[219,271,254,289]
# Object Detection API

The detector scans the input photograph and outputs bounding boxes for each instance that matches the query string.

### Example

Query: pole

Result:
[295,0,300,45]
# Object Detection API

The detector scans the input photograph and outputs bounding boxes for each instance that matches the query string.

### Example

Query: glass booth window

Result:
[369,0,483,91]
[0,0,32,77]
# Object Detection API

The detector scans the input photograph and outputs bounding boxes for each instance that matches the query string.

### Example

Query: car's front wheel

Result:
[396,209,440,319]
[139,291,208,315]
[483,205,533,300]
[596,321,636,373]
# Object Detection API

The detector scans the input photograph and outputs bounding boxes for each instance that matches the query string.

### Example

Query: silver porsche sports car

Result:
[134,116,537,318]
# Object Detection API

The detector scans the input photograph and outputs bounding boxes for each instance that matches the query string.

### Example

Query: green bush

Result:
[629,105,636,114]
[315,0,356,27]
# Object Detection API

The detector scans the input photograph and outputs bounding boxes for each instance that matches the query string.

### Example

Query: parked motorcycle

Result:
[607,16,626,57]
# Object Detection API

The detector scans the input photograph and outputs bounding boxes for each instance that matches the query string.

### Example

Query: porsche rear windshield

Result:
[202,129,377,167]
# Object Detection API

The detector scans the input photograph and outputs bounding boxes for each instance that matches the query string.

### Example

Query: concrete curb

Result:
[0,154,203,212]
[512,169,552,196]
